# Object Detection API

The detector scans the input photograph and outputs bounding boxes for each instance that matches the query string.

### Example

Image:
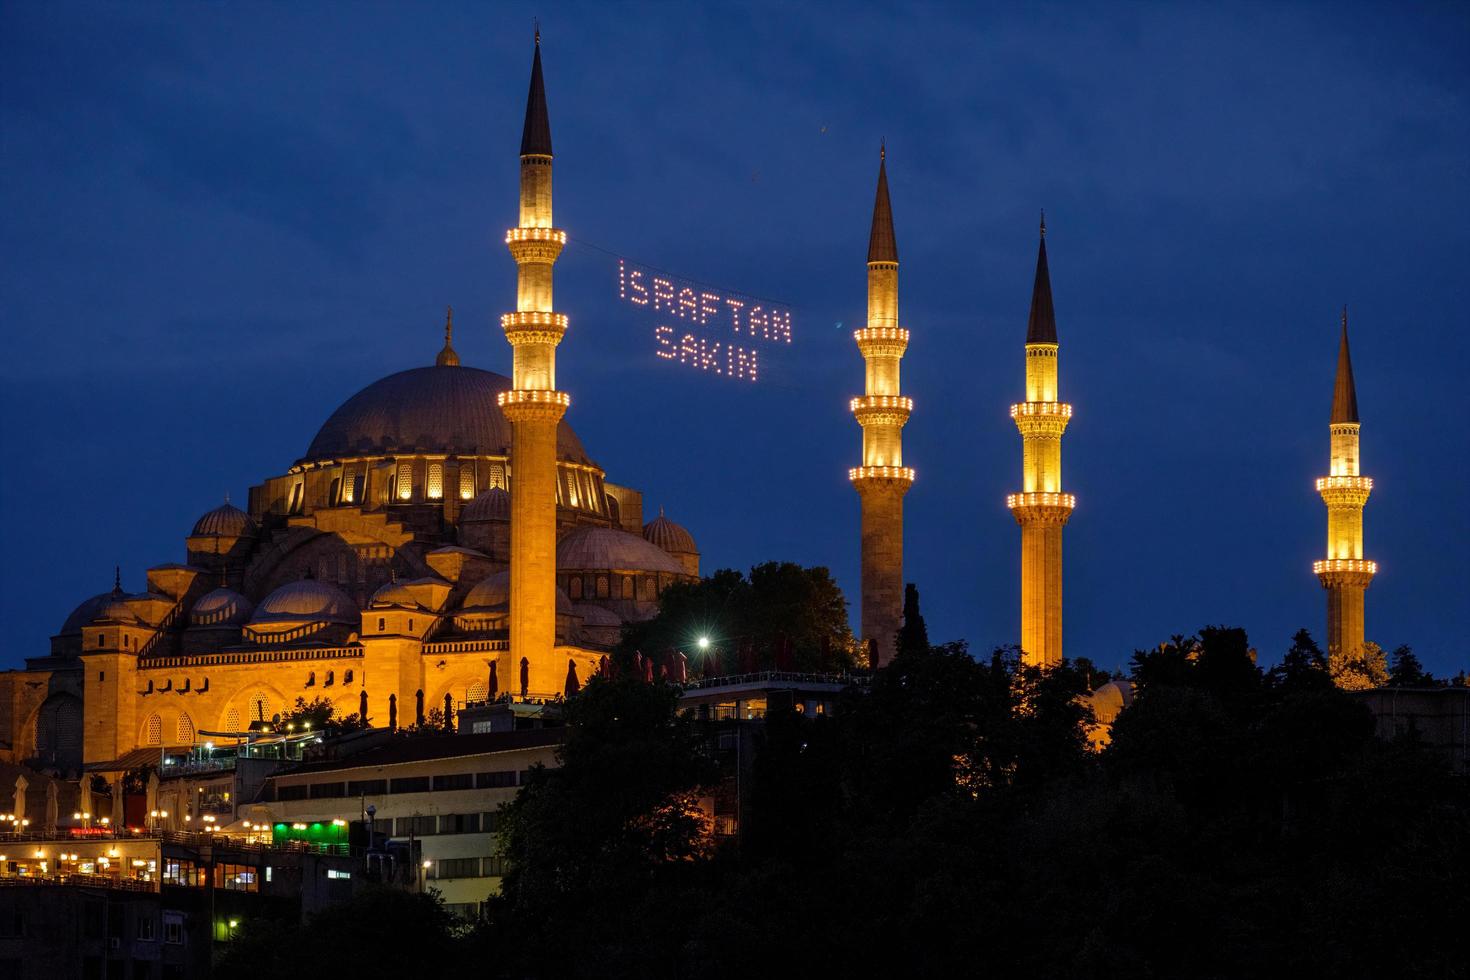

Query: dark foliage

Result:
[617,562,856,673]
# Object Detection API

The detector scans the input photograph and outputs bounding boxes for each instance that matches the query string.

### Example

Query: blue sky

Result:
[2,1,1467,676]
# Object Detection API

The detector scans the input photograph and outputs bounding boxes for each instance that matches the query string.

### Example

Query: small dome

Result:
[371,580,419,609]
[189,588,254,628]
[461,486,510,522]
[557,526,684,575]
[95,596,140,625]
[643,511,697,555]
[251,578,358,627]
[59,592,117,636]
[1087,680,1135,725]
[462,570,572,614]
[191,501,257,538]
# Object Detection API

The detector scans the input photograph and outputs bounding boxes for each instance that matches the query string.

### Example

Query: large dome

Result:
[301,365,591,465]
[191,501,256,538]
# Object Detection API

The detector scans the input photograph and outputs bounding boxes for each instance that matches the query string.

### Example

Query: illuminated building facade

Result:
[1314,309,1376,665]
[849,148,913,665]
[1008,216,1074,668]
[0,34,699,777]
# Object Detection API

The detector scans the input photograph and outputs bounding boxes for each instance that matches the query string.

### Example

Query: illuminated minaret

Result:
[500,31,569,693]
[849,147,913,666]
[1008,214,1074,669]
[1314,307,1375,662]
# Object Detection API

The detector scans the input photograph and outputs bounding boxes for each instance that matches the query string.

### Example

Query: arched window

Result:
[176,713,195,744]
[225,708,241,733]
[427,463,444,500]
[459,467,476,500]
[468,680,488,703]
[621,576,634,600]
[248,692,272,724]
[569,577,583,600]
[33,694,82,769]
[143,713,162,746]
[596,576,610,599]
[344,669,354,684]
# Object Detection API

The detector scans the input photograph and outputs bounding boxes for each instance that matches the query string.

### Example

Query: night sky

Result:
[3,3,1467,677]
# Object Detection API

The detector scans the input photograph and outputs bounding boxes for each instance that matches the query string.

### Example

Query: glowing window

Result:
[340,472,353,503]
[459,467,475,500]
[622,577,634,599]
[144,714,162,746]
[468,681,487,703]
[225,708,241,733]
[427,463,444,500]
[596,576,610,599]
[176,713,195,744]
[489,462,506,490]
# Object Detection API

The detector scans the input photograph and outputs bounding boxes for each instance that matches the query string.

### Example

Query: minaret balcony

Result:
[1314,559,1377,589]
[849,465,915,489]
[1316,475,1372,507]
[853,327,909,358]
[506,227,566,263]
[502,311,569,346]
[850,395,913,427]
[1007,492,1075,525]
[498,389,570,422]
[1012,402,1072,437]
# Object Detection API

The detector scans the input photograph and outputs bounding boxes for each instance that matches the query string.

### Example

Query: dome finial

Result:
[436,305,460,366]
[114,566,122,593]
[1039,208,1046,239]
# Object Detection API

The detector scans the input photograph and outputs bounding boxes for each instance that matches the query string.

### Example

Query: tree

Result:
[620,562,856,673]
[1387,645,1434,687]
[1268,629,1332,693]
[894,582,930,659]
[1330,641,1389,690]
[485,676,718,974]
[280,695,367,737]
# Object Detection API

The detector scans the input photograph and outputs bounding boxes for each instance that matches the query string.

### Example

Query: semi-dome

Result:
[251,578,358,627]
[370,580,419,609]
[461,486,511,522]
[191,500,257,538]
[462,570,572,614]
[643,511,697,555]
[189,588,255,628]
[300,365,591,465]
[557,525,684,575]
[1087,680,1135,725]
[572,603,622,628]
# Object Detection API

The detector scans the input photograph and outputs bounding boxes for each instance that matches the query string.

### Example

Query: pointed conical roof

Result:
[1331,307,1359,424]
[520,32,553,157]
[867,147,897,264]
[1026,213,1057,344]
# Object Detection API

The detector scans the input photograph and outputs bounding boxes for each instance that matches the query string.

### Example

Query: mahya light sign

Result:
[618,258,793,382]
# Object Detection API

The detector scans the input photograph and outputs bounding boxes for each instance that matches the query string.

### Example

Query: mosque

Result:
[0,33,1379,779]
[0,35,700,776]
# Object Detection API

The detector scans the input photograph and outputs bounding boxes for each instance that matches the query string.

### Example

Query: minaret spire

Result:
[1331,305,1358,424]
[1315,308,1375,678]
[867,145,898,264]
[1009,216,1074,668]
[1026,215,1057,344]
[501,30,570,696]
[520,28,552,157]
[850,146,913,665]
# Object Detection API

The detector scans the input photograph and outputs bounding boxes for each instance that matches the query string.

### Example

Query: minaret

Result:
[849,147,913,666]
[1008,214,1074,668]
[500,31,569,694]
[1314,307,1375,663]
